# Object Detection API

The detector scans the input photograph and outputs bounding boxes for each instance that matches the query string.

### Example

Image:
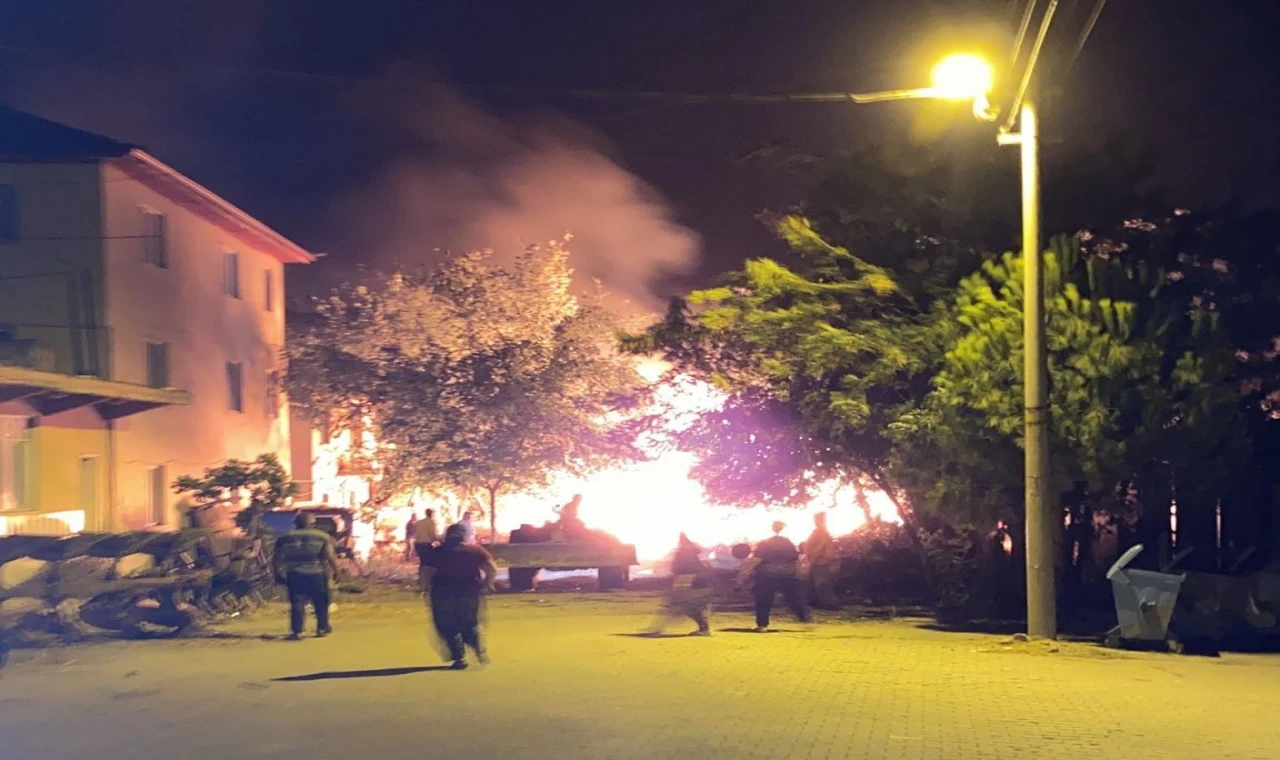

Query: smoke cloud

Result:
[335,79,702,313]
[2,57,701,313]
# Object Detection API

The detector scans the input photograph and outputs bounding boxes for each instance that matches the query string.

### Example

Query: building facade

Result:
[0,107,313,534]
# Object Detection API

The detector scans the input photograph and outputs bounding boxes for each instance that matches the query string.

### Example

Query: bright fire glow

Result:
[315,361,901,562]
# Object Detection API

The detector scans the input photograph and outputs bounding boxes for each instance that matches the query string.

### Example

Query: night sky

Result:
[2,0,1276,308]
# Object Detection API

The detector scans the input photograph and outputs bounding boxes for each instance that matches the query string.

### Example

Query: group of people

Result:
[273,506,845,664]
[649,512,842,637]
[405,508,476,558]
[273,508,496,670]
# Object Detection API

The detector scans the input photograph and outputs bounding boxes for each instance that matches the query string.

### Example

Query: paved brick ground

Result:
[1,591,1278,759]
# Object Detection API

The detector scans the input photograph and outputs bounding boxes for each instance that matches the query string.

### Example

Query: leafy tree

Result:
[1066,208,1280,558]
[1076,207,1280,428]
[898,230,1251,574]
[642,209,1254,539]
[172,454,299,537]
[288,238,649,542]
[630,217,938,526]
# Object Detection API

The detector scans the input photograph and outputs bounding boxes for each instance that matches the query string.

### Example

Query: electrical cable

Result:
[1009,0,1039,69]
[0,42,905,105]
[1002,0,1060,132]
[1066,0,1108,73]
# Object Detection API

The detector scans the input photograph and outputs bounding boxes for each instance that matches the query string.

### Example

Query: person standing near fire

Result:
[804,512,841,610]
[740,521,810,632]
[273,512,340,640]
[404,512,419,561]
[456,511,477,545]
[414,508,442,593]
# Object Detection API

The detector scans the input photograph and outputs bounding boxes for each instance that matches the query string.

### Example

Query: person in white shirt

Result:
[458,512,477,544]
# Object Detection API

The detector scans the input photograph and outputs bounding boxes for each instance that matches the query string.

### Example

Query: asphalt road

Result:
[1,590,1278,760]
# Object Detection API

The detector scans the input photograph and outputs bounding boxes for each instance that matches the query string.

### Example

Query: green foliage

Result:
[834,520,930,604]
[917,234,1248,508]
[645,131,1270,610]
[916,526,981,619]
[630,215,934,516]
[642,205,1258,542]
[288,238,650,536]
[172,454,298,534]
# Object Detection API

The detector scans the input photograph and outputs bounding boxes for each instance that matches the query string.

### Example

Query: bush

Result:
[834,521,931,606]
[834,519,1024,621]
[916,526,983,620]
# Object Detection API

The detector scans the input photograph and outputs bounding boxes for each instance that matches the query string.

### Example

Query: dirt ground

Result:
[2,588,1279,760]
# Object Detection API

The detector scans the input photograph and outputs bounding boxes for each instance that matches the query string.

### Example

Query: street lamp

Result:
[851,54,1056,639]
[930,53,994,100]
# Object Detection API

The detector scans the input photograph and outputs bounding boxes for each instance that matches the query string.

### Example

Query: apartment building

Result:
[0,106,314,534]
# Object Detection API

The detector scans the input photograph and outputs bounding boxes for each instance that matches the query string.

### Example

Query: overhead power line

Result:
[1067,0,1109,73]
[1003,0,1060,132]
[0,42,905,105]
[485,87,877,105]
[1009,0,1039,69]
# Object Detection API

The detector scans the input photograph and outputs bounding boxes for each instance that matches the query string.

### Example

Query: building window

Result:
[145,341,171,388]
[223,252,241,298]
[266,369,281,418]
[147,465,167,526]
[80,456,100,515]
[0,416,30,510]
[226,361,244,412]
[264,269,274,312]
[141,208,168,268]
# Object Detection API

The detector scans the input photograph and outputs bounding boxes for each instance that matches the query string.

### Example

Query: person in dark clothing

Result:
[404,513,419,561]
[741,521,810,632]
[424,523,498,670]
[647,533,715,637]
[273,512,340,640]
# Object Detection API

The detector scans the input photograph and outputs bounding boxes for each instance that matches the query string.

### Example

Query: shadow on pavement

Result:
[611,632,695,639]
[916,620,1027,635]
[272,666,452,682]
[916,620,1109,643]
[718,627,799,634]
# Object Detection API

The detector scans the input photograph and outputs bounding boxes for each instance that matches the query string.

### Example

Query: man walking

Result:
[804,512,841,610]
[273,512,340,640]
[423,523,498,670]
[741,521,810,632]
[415,508,442,594]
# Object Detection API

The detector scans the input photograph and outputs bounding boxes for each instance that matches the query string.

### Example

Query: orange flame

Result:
[315,363,901,561]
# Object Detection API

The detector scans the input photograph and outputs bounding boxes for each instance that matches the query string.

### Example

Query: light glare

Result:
[931,54,993,100]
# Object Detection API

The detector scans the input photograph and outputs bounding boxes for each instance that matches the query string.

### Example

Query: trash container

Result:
[1105,544,1186,647]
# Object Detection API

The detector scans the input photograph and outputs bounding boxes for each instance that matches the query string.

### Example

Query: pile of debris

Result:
[0,529,271,648]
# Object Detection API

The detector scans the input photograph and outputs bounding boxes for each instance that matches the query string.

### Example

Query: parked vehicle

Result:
[260,505,357,559]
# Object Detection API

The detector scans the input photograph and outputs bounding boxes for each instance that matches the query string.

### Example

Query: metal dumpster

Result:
[1105,544,1186,650]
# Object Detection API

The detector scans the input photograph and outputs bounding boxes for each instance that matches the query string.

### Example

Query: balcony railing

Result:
[0,323,112,379]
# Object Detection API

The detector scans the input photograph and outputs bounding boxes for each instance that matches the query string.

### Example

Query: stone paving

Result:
[1,591,1277,759]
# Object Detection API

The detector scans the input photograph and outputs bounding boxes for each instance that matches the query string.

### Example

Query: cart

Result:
[1103,544,1187,652]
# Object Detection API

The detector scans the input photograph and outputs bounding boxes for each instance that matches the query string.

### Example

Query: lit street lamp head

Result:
[930,54,994,100]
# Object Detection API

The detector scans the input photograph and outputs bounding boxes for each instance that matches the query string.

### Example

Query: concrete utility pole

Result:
[1001,101,1055,638]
